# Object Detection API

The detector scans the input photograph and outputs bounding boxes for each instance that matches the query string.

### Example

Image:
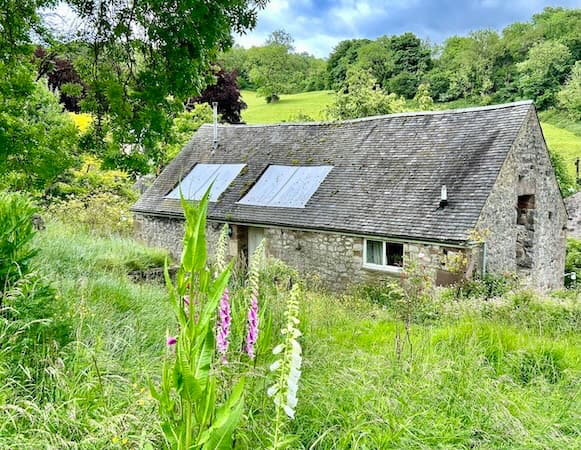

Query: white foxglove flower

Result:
[269,360,281,371]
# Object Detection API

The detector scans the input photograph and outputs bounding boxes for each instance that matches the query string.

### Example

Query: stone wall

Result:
[476,109,568,289]
[134,213,471,290]
[565,192,581,240]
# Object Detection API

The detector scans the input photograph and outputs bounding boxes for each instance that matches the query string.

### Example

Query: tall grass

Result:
[0,222,579,448]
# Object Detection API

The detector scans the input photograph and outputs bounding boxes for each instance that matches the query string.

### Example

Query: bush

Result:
[0,192,38,295]
[565,238,581,288]
[47,192,134,235]
[451,273,519,300]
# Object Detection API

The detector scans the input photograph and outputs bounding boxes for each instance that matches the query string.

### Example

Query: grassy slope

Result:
[241,90,581,178]
[241,90,334,123]
[2,224,580,448]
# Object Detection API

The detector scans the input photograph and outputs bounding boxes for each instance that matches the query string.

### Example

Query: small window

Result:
[363,239,404,272]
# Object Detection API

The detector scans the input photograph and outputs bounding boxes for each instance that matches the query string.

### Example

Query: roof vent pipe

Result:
[440,185,448,208]
[212,102,218,150]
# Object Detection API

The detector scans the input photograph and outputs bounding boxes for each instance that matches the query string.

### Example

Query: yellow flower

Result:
[112,436,119,443]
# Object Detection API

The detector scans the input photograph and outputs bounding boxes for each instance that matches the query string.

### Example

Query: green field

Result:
[241,90,334,123]
[241,90,581,179]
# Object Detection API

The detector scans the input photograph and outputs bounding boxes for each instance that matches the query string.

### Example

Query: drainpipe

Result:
[481,241,488,278]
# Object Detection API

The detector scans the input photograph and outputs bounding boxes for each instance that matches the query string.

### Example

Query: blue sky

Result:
[236,0,581,57]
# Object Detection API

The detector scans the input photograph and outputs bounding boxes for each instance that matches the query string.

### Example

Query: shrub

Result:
[0,192,38,295]
[565,238,581,288]
[452,273,518,300]
[47,191,134,235]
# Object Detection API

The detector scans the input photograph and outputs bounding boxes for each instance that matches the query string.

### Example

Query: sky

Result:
[236,0,581,58]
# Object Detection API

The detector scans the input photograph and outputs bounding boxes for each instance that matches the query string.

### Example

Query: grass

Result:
[540,122,581,180]
[1,222,580,448]
[241,90,334,124]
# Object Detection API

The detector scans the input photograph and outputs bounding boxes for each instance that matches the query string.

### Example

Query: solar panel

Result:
[239,165,332,208]
[166,163,245,201]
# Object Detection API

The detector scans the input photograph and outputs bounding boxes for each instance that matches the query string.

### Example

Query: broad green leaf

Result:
[197,378,245,450]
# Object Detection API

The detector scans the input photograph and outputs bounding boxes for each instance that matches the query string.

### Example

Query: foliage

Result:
[452,273,519,300]
[0,72,79,191]
[151,191,244,449]
[327,69,405,120]
[248,39,295,103]
[413,82,434,110]
[189,67,247,124]
[558,61,581,120]
[0,192,38,296]
[34,47,86,112]
[565,238,581,288]
[47,191,135,236]
[57,0,266,171]
[548,147,578,196]
[517,41,572,109]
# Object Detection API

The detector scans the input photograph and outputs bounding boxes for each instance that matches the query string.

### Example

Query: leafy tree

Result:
[390,32,432,75]
[327,39,371,89]
[189,67,247,124]
[0,67,79,190]
[34,47,86,112]
[355,38,394,87]
[558,61,581,120]
[219,45,254,89]
[517,41,572,109]
[388,71,419,99]
[414,83,434,111]
[64,0,265,171]
[327,69,405,120]
[248,42,293,102]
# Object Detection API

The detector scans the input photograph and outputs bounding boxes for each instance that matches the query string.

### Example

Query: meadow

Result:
[1,220,580,449]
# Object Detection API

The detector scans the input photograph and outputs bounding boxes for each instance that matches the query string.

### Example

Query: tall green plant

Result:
[151,191,244,449]
[0,192,38,296]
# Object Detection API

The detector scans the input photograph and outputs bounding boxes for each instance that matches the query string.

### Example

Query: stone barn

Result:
[132,101,568,290]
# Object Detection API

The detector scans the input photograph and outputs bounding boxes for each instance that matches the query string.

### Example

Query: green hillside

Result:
[241,90,334,123]
[241,90,580,179]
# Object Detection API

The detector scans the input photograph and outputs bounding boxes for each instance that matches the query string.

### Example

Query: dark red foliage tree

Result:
[188,67,247,124]
[34,47,86,112]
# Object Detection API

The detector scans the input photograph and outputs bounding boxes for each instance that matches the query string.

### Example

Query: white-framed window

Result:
[363,239,404,272]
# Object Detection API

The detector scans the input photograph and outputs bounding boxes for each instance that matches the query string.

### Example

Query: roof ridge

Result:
[201,100,534,128]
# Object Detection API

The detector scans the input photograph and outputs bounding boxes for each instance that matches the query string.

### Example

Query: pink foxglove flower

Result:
[216,288,231,363]
[245,290,259,359]
[167,336,177,347]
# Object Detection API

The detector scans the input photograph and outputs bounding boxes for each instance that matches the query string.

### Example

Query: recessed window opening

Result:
[238,165,332,208]
[166,163,245,201]
[363,239,404,271]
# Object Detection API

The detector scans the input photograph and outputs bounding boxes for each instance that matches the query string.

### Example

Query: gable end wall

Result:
[476,109,567,289]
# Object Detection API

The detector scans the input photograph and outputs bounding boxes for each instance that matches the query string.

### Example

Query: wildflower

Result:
[245,240,264,359]
[245,291,259,359]
[166,336,177,347]
[268,285,302,420]
[216,288,231,363]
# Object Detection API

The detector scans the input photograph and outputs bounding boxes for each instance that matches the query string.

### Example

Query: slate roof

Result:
[132,101,535,244]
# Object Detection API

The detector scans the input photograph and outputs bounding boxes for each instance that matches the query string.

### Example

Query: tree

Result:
[0,75,79,190]
[517,41,572,109]
[558,61,581,120]
[327,69,405,120]
[189,67,247,124]
[388,71,419,99]
[327,39,371,90]
[390,32,432,75]
[355,37,394,87]
[64,0,266,171]
[34,47,86,112]
[414,83,434,111]
[248,32,295,102]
